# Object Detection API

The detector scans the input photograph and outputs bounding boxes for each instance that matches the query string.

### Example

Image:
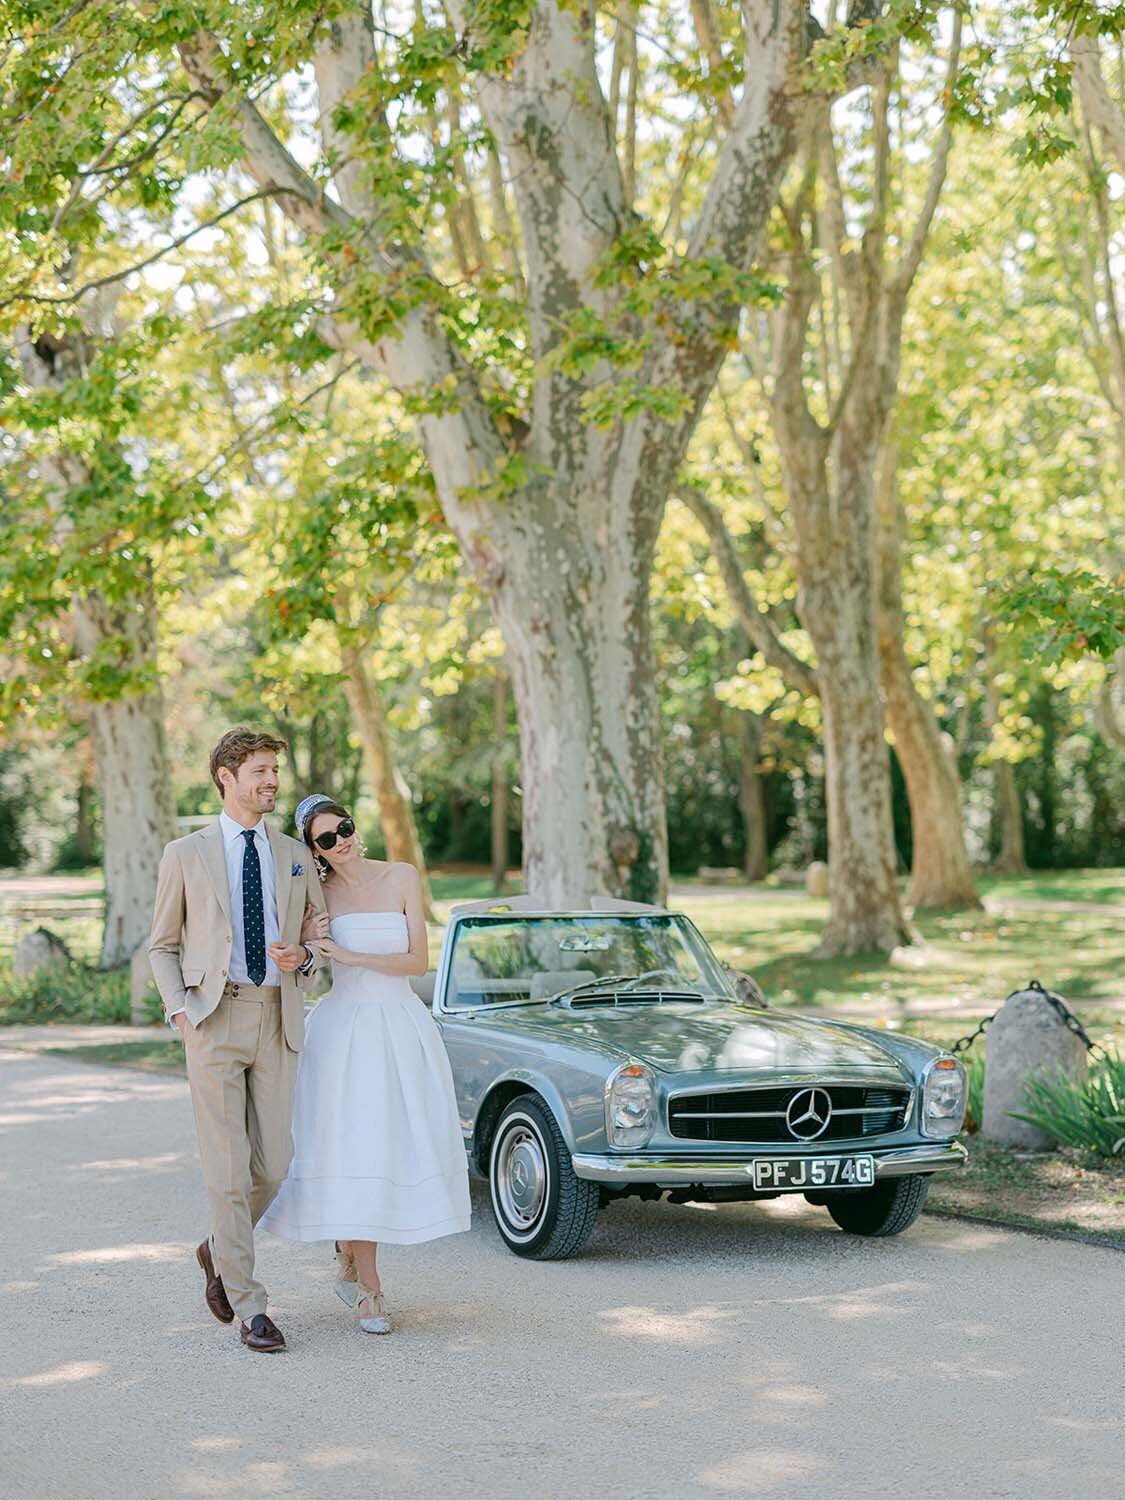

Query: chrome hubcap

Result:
[495,1124,547,1231]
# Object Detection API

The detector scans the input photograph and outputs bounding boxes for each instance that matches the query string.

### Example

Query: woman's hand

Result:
[317,937,359,966]
[302,906,331,944]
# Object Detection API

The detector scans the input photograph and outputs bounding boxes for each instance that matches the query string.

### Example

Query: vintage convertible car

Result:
[412,898,967,1259]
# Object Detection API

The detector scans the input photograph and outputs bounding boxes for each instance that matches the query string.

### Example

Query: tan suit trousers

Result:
[183,983,297,1322]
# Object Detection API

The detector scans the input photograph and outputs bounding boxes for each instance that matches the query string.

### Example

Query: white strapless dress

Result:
[260,912,471,1244]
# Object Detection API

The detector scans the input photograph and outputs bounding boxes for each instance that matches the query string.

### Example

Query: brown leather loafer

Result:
[240,1313,286,1353]
[196,1239,234,1324]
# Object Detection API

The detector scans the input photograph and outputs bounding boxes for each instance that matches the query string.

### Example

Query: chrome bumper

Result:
[571,1140,968,1186]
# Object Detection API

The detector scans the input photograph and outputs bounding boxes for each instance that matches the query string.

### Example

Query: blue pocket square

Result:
[291,862,304,876]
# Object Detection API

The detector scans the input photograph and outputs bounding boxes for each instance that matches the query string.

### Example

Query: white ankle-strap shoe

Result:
[355,1283,391,1335]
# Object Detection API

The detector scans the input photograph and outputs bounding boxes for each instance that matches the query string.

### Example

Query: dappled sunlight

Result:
[597,1302,735,1345]
[172,1442,423,1496]
[0,1071,185,1132]
[697,1449,832,1493]
[923,1224,1013,1253]
[74,1152,184,1175]
[929,1356,1024,1382]
[49,1241,188,1267]
[302,1445,420,1478]
[8,1360,108,1388]
[1048,1416,1119,1433]
[752,1383,827,1410]
[1,1280,39,1293]
[771,1280,927,1322]
[11,1075,182,1104]
[176,1461,294,1496]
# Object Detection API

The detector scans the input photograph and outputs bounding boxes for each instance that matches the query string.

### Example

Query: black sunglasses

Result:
[313,817,355,851]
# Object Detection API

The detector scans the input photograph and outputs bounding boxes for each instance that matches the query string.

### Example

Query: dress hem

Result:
[259,1215,471,1245]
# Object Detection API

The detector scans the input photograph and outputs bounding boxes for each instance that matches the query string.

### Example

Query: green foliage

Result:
[961,1046,986,1133]
[1015,1053,1125,1159]
[0,961,146,1026]
[999,569,1125,664]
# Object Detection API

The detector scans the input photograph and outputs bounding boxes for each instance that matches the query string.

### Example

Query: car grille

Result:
[668,1085,911,1143]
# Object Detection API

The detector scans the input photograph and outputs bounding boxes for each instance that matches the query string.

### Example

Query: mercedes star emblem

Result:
[785,1087,832,1141]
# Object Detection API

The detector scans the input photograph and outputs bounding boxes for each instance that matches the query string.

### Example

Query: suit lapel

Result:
[267,821,294,934]
[199,821,232,920]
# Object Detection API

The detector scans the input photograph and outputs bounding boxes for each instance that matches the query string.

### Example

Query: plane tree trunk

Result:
[875,447,980,910]
[16,326,175,969]
[338,635,435,921]
[177,3,895,904]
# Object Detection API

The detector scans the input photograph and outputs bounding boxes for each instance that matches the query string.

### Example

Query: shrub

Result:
[0,961,148,1026]
[1013,1052,1125,1159]
[961,1047,985,1133]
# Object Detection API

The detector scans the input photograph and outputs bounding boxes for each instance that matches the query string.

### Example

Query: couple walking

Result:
[147,727,470,1351]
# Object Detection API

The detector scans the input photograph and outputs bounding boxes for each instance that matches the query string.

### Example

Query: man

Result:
[148,728,326,1353]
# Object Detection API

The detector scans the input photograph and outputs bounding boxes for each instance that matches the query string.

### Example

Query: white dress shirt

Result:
[220,811,282,987]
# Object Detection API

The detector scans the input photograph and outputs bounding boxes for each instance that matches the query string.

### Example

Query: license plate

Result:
[747,1155,875,1191]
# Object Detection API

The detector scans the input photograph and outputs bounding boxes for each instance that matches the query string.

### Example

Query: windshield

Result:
[444,914,733,1010]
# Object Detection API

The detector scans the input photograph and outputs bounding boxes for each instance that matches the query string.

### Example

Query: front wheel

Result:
[821,1173,931,1237]
[488,1095,599,1259]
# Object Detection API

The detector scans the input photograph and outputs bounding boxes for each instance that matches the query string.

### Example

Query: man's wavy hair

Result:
[209,728,288,796]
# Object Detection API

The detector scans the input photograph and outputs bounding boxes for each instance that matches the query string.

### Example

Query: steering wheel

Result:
[619,967,689,991]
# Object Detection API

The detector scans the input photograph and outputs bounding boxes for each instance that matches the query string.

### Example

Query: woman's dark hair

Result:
[303,800,351,882]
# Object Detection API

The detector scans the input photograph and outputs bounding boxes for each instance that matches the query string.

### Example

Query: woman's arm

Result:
[317,865,429,977]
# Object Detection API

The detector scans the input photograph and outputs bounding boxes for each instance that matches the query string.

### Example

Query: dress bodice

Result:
[329,910,410,956]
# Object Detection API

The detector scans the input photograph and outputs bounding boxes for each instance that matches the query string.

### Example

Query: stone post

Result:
[982,987,1088,1148]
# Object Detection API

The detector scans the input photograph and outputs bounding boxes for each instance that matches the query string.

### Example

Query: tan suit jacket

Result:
[148,818,326,1052]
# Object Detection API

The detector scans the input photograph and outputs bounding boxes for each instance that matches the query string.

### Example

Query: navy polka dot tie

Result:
[242,828,267,985]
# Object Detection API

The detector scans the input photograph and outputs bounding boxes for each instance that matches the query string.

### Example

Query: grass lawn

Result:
[676,871,1124,1046]
[43,1040,186,1073]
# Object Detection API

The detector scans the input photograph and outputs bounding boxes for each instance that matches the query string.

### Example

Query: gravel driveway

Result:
[2,1045,1122,1500]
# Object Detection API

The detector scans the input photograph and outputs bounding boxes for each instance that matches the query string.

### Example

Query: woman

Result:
[260,794,471,1334]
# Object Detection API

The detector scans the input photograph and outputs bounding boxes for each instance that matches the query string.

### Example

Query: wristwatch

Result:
[297,943,315,976]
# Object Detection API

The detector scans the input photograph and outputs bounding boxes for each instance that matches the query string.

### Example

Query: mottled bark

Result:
[770,214,911,954]
[1071,32,1125,173]
[875,448,979,910]
[339,637,434,920]
[73,588,177,968]
[179,2,867,906]
[739,713,769,882]
[16,325,175,970]
[791,453,911,954]
[984,655,1028,875]
[487,495,668,905]
[763,22,960,952]
[491,668,510,893]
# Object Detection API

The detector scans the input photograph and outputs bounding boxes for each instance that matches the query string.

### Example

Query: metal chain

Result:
[947,978,1107,1059]
[950,1012,995,1055]
[1025,978,1108,1060]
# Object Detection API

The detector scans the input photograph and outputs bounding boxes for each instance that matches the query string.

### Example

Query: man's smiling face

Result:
[222,750,280,818]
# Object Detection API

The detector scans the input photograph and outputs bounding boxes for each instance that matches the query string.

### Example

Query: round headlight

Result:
[921,1057,966,1138]
[606,1063,657,1149]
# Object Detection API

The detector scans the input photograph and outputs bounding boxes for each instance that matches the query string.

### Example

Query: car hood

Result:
[489,1001,907,1079]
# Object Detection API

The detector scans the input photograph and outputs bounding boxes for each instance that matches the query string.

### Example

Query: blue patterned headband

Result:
[294,793,336,839]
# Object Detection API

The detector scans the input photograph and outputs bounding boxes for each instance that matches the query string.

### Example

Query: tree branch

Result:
[2,189,281,310]
[890,12,962,301]
[1071,30,1125,174]
[444,0,628,355]
[680,487,819,699]
[177,20,507,512]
